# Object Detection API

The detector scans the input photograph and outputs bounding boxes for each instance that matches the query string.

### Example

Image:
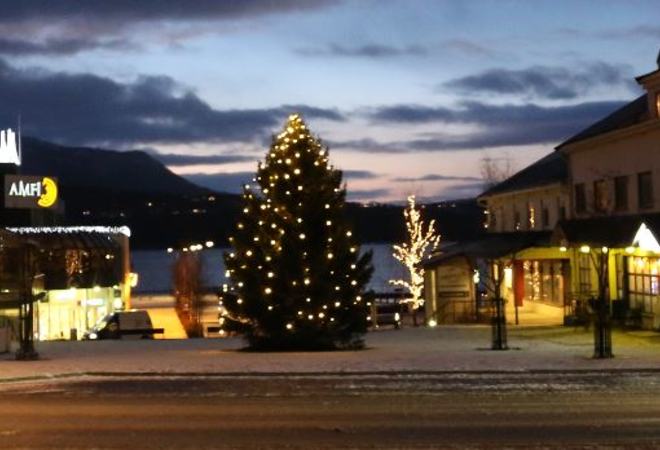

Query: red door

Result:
[513,261,525,307]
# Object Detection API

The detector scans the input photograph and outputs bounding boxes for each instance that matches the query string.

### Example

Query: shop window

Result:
[578,253,592,296]
[638,171,653,210]
[627,256,660,314]
[575,183,586,213]
[522,260,565,306]
[593,179,608,213]
[614,175,628,211]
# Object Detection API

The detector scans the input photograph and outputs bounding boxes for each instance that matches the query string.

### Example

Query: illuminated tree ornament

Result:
[390,195,441,313]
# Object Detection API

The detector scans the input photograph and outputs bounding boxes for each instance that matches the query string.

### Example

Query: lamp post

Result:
[488,262,508,350]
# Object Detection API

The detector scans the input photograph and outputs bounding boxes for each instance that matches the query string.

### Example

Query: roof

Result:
[424,231,552,267]
[552,213,660,247]
[478,152,567,198]
[556,95,648,149]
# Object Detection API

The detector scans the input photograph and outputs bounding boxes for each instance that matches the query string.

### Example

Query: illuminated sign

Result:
[0,128,20,165]
[4,175,58,209]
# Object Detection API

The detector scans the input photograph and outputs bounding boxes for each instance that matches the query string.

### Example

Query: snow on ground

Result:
[1,326,660,382]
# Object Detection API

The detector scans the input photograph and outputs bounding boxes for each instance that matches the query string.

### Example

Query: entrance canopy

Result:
[552,213,660,250]
[424,231,552,267]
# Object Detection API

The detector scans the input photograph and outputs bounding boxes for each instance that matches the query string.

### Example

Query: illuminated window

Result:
[513,210,521,231]
[527,204,535,229]
[656,93,660,117]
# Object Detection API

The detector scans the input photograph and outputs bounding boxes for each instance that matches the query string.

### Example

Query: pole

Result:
[16,244,38,360]
[593,249,612,359]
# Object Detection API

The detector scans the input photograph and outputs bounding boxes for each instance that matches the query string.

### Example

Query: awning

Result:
[424,231,552,267]
[552,213,660,248]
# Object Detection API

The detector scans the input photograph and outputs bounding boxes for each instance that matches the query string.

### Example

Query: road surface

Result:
[1,371,660,448]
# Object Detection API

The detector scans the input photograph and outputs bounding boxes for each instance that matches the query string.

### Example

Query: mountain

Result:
[21,137,204,196]
[14,137,484,248]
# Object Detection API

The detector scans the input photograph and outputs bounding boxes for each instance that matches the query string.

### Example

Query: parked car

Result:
[83,310,162,340]
[370,301,402,329]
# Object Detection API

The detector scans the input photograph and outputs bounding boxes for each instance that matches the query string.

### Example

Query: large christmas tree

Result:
[220,114,373,350]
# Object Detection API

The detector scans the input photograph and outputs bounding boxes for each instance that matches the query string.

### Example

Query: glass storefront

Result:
[522,260,565,306]
[627,256,660,315]
[35,286,123,340]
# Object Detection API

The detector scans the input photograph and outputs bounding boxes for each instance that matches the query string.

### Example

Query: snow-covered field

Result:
[2,326,660,382]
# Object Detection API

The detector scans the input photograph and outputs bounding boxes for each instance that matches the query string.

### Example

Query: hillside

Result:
[14,137,484,248]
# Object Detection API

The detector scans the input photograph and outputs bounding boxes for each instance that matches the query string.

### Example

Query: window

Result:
[559,205,566,221]
[656,93,660,117]
[575,183,586,213]
[593,179,608,212]
[614,176,628,211]
[527,203,535,230]
[638,171,653,210]
[542,207,550,228]
[627,256,660,314]
[490,210,497,231]
[522,260,565,306]
[578,254,592,295]
[514,210,521,231]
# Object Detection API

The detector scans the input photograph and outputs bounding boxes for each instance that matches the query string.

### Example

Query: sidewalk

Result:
[1,325,659,381]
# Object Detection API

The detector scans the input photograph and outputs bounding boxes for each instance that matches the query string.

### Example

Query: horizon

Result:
[0,1,658,202]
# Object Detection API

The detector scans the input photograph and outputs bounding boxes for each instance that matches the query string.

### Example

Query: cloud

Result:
[0,59,344,147]
[183,172,254,193]
[365,100,627,151]
[0,1,337,25]
[296,43,427,58]
[393,174,481,182]
[441,39,494,57]
[443,62,634,100]
[0,37,134,56]
[346,188,391,202]
[342,170,379,180]
[148,151,256,166]
[327,138,411,154]
[435,182,485,200]
[595,25,660,40]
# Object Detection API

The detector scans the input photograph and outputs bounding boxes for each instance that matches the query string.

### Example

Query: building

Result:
[425,51,660,329]
[0,127,133,342]
[424,152,569,325]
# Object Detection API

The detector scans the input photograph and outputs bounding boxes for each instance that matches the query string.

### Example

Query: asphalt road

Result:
[1,371,660,449]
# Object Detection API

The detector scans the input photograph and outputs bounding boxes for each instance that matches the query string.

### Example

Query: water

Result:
[131,244,406,294]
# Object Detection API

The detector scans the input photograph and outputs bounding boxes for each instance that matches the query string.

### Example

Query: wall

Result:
[567,117,660,218]
[484,185,569,233]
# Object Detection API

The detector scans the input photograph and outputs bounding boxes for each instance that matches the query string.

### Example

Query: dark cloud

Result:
[435,182,485,201]
[0,37,133,56]
[327,138,410,154]
[443,62,634,100]
[148,151,256,166]
[342,170,379,180]
[0,1,337,24]
[0,60,344,146]
[183,172,254,194]
[393,174,481,182]
[346,188,391,202]
[296,43,427,58]
[365,100,627,151]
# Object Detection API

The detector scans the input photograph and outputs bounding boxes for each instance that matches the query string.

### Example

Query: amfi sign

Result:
[4,175,58,209]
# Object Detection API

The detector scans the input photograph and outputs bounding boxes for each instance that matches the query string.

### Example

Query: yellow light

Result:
[326,220,332,226]
[237,298,243,304]
[267,272,274,278]
[346,231,352,237]
[625,246,636,254]
[428,319,437,328]
[559,246,567,252]
[327,253,334,259]
[246,250,253,257]
[579,245,591,254]
[601,246,609,253]
[334,301,341,307]
[299,233,306,240]
[286,323,293,330]
[264,287,272,295]
[129,272,139,288]
[167,247,174,253]
[304,278,310,285]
